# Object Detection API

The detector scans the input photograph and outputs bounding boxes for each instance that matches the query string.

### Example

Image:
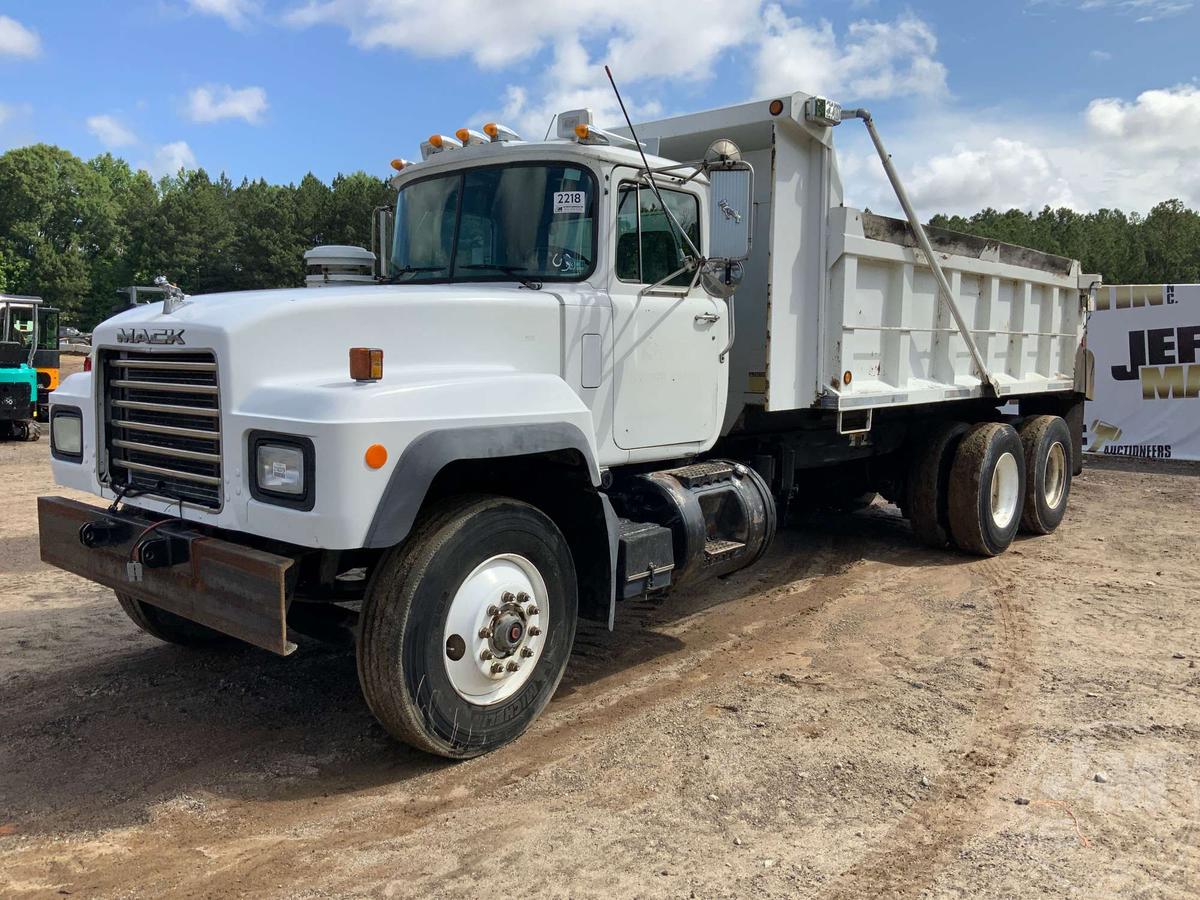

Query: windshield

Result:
[2,305,37,349]
[390,163,596,284]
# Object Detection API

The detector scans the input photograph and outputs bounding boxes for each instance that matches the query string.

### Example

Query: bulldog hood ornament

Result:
[154,275,190,314]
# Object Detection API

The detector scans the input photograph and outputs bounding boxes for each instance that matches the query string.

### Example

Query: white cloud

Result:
[283,2,947,143]
[1075,0,1192,21]
[284,0,761,74]
[838,83,1200,216]
[0,15,41,58]
[186,84,268,124]
[1089,49,1112,61]
[753,7,948,100]
[899,138,1076,212]
[144,141,198,178]
[186,0,258,28]
[86,114,138,148]
[1086,83,1200,152]
[1030,0,1193,21]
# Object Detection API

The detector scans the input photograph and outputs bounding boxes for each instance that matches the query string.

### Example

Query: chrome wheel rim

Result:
[1044,441,1066,509]
[442,553,547,706]
[990,451,1020,530]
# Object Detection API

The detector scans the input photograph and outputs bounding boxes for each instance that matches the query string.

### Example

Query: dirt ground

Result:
[1,417,1197,898]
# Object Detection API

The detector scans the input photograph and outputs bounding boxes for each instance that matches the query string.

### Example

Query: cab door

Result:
[609,171,725,451]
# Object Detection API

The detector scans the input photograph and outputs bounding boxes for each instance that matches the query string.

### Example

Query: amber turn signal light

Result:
[364,444,388,469]
[350,347,383,382]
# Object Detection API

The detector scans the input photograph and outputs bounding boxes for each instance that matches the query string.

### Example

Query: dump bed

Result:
[630,95,1089,421]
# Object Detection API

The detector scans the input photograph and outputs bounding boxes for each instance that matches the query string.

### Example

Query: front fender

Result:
[364,416,601,549]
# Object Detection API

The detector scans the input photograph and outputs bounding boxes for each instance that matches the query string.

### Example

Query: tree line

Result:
[928,201,1200,288]
[0,143,391,328]
[2,142,1199,329]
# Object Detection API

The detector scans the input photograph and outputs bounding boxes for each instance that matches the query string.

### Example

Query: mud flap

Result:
[38,496,298,655]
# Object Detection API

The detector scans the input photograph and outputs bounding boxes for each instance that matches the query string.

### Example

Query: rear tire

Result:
[947,422,1026,557]
[1017,415,1072,534]
[115,591,230,646]
[906,421,968,549]
[357,495,578,758]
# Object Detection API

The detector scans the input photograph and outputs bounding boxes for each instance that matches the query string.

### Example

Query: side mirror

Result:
[707,165,753,263]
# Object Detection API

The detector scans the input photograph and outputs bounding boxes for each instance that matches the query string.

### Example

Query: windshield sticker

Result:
[553,190,586,215]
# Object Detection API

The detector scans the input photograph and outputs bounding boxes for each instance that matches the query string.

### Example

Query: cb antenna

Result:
[604,65,702,260]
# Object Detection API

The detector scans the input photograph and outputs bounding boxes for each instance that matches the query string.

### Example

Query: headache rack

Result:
[101,349,223,509]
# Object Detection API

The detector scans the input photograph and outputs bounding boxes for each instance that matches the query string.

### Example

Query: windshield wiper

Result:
[384,265,446,283]
[458,264,543,290]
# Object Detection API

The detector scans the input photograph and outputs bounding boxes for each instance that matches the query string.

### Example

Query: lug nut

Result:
[506,661,520,672]
[526,604,539,616]
[501,592,515,604]
[490,662,504,675]
[478,627,493,639]
[480,649,494,661]
[528,626,542,637]
[516,592,530,604]
[487,605,500,617]
[520,647,534,658]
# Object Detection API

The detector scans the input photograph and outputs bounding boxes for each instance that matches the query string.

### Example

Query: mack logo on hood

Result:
[116,328,186,345]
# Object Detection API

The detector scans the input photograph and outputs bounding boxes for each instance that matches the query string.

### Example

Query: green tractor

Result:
[0,295,45,441]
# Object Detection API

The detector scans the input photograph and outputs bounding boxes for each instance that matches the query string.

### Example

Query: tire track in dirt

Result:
[826,554,1035,899]
[43,535,870,896]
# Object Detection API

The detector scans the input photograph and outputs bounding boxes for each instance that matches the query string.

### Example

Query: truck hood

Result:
[91,284,569,407]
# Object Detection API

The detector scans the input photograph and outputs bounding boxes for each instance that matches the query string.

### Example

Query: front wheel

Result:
[357,496,578,758]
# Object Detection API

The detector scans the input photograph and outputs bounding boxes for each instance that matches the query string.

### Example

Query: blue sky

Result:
[2,0,1199,214]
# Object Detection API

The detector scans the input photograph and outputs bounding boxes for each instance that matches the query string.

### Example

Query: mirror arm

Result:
[637,260,699,299]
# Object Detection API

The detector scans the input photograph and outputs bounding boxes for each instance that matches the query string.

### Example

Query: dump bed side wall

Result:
[821,207,1085,410]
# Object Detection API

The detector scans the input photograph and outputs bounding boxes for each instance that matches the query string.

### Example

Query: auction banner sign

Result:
[1085,284,1200,461]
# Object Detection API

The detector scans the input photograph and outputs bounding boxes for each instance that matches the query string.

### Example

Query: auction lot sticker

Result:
[553,191,586,215]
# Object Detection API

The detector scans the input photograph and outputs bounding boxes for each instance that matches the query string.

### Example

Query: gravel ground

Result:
[0,424,1197,898]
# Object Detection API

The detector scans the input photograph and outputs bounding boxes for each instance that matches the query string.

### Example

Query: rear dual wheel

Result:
[947,422,1027,557]
[1016,415,1072,535]
[357,495,577,758]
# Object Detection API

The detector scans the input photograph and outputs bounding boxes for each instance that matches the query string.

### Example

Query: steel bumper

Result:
[38,496,298,655]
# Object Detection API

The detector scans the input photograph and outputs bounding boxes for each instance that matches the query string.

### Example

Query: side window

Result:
[615,183,701,287]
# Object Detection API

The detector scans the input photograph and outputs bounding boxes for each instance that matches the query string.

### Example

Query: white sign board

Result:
[1084,284,1200,461]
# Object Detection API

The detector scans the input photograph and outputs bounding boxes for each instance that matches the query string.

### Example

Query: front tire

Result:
[357,495,578,758]
[947,423,1027,557]
[1017,415,1072,534]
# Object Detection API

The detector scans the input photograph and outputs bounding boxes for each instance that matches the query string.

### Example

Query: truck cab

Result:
[40,94,1091,758]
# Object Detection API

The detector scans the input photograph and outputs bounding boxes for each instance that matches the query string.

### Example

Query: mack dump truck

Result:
[39,93,1097,757]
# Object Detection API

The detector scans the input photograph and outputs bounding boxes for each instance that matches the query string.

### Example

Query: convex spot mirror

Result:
[704,140,753,263]
[700,260,744,300]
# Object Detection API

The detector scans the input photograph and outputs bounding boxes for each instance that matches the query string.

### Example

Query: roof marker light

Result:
[455,128,489,146]
[390,158,412,171]
[482,122,521,142]
[419,134,463,159]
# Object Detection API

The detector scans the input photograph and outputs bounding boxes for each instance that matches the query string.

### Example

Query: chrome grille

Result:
[102,350,222,509]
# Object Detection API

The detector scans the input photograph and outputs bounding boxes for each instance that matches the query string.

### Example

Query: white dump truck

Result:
[40,93,1097,757]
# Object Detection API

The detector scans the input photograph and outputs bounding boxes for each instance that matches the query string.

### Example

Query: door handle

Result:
[694,312,721,324]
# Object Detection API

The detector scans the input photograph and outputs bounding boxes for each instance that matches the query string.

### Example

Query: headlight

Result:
[258,444,305,494]
[249,432,314,510]
[51,408,83,460]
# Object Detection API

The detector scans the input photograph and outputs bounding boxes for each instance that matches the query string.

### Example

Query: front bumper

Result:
[38,496,298,655]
